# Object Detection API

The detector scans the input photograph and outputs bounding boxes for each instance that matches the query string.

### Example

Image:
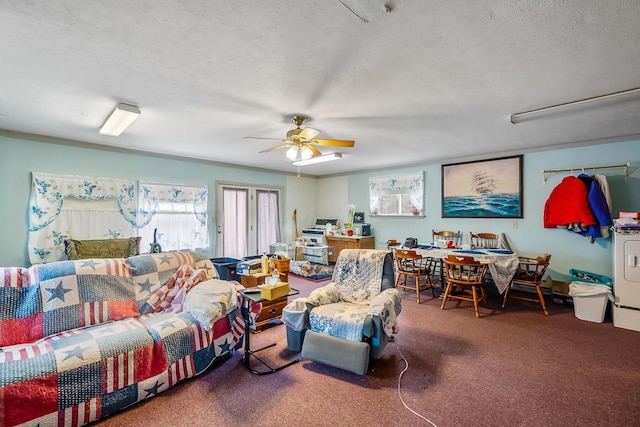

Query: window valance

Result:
[29,172,137,231]
[137,182,208,227]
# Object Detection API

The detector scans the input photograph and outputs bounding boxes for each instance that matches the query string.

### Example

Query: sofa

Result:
[0,250,245,427]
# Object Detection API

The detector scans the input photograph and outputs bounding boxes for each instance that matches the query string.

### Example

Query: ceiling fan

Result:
[245,115,355,162]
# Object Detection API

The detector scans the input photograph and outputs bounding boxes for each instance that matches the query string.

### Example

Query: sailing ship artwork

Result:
[442,155,523,218]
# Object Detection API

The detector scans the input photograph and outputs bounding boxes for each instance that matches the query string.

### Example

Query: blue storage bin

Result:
[569,269,613,287]
[210,257,241,281]
[242,254,274,260]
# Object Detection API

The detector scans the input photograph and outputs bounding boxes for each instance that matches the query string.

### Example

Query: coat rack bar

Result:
[542,162,630,184]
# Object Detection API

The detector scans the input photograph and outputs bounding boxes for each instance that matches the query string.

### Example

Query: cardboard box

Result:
[260,282,290,300]
[237,259,262,276]
[240,272,288,288]
[271,257,290,272]
[545,277,570,295]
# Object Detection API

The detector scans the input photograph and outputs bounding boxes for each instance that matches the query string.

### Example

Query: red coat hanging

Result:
[544,176,596,228]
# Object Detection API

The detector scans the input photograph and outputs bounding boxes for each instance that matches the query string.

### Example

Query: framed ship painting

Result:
[441,155,523,218]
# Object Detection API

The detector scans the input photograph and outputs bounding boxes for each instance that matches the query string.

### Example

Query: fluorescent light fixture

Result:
[293,152,342,166]
[510,86,640,124]
[99,103,141,136]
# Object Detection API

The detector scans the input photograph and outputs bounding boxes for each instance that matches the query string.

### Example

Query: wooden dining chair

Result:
[502,254,551,315]
[395,249,436,303]
[441,254,489,318]
[469,232,499,249]
[432,230,460,247]
[386,239,401,250]
[430,230,461,286]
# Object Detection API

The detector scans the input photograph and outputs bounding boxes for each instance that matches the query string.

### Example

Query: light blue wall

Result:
[346,139,640,281]
[3,134,639,280]
[0,135,288,267]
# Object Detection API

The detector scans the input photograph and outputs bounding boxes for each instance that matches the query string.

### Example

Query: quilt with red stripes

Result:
[0,251,244,427]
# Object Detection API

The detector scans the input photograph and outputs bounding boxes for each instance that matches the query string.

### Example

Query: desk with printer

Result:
[299,218,374,264]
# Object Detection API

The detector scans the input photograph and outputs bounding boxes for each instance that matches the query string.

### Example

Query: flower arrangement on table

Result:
[346,203,356,231]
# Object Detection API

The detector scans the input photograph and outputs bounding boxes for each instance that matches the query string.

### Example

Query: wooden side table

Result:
[240,272,289,331]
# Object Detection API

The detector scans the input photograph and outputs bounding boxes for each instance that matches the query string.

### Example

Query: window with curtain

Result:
[136,182,209,253]
[369,171,425,216]
[28,173,209,264]
[28,172,137,264]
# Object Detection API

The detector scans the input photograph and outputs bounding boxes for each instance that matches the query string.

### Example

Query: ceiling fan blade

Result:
[244,136,286,141]
[298,127,321,141]
[308,145,323,157]
[311,139,355,147]
[259,144,291,153]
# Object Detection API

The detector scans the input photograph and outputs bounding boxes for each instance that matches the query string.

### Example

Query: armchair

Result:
[287,249,400,375]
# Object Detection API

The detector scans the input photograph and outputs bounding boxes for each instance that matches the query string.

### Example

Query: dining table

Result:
[396,245,520,294]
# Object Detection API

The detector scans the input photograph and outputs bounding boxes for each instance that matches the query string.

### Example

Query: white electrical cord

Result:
[393,340,438,426]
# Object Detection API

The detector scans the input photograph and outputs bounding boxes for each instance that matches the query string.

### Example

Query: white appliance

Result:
[613,231,640,331]
[300,218,338,245]
[300,228,325,245]
[298,219,338,265]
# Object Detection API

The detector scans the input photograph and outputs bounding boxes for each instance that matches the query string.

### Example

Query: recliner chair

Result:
[288,249,401,375]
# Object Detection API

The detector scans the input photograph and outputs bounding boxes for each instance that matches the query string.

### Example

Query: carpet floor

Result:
[93,276,640,427]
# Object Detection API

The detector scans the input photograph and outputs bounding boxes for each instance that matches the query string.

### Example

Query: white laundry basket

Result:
[569,282,613,323]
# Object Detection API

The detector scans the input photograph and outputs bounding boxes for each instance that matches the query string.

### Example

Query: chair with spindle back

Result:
[469,232,499,249]
[395,249,436,303]
[502,254,552,315]
[441,254,489,318]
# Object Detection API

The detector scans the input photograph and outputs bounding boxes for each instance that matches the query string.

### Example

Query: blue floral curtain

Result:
[369,172,424,216]
[28,174,209,264]
[28,172,137,264]
[136,182,209,253]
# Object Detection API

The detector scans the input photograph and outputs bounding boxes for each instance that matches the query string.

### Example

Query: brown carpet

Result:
[94,276,640,427]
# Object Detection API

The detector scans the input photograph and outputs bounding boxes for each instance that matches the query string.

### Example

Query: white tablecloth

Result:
[411,247,520,294]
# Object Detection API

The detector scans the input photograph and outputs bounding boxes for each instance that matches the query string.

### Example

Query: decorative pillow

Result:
[65,237,140,260]
[184,279,238,331]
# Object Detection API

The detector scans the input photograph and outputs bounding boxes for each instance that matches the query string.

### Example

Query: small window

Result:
[138,182,209,253]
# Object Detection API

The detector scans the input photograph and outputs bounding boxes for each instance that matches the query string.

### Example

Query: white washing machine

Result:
[613,231,640,331]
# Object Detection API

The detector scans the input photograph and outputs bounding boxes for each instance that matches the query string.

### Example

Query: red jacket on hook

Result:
[544,176,596,228]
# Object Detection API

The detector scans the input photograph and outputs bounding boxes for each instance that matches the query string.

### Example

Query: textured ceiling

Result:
[1,0,639,176]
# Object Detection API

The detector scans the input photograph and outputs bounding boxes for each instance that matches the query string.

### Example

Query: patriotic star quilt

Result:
[0,251,245,427]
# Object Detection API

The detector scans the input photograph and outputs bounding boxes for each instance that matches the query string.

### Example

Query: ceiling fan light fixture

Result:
[293,152,342,166]
[285,146,299,161]
[300,146,313,160]
[99,103,141,136]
